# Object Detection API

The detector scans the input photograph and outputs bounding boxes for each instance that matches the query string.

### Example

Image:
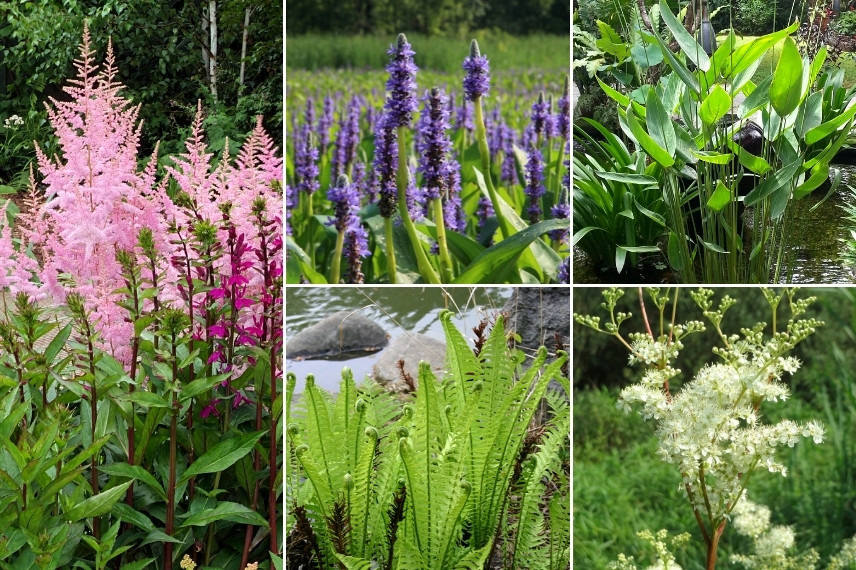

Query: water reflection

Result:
[285,287,512,393]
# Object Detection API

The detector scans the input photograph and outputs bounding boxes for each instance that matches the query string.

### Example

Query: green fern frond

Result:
[452,541,494,569]
[439,310,481,412]
[395,537,428,570]
[548,481,570,570]
[301,374,339,493]
[350,426,379,559]
[334,553,373,570]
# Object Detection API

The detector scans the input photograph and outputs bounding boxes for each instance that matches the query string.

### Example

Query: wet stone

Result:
[286,310,388,359]
[372,332,446,392]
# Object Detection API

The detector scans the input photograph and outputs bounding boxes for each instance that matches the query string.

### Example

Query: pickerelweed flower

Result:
[416,87,453,201]
[327,174,361,233]
[557,76,570,141]
[444,159,467,233]
[383,33,419,129]
[500,125,517,185]
[318,95,334,150]
[343,224,370,284]
[332,95,361,178]
[462,39,490,101]
[373,118,398,218]
[550,191,570,243]
[524,144,545,223]
[557,256,569,284]
[294,124,320,195]
[475,196,495,243]
[531,91,550,142]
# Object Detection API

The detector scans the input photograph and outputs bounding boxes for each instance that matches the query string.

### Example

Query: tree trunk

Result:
[238,7,252,95]
[209,0,218,102]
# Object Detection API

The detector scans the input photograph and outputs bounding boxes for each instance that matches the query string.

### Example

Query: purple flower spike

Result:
[524,144,545,223]
[295,124,319,195]
[327,174,361,233]
[344,225,370,284]
[384,34,419,128]
[531,91,550,140]
[557,256,570,284]
[549,191,570,244]
[463,39,490,101]
[373,118,398,218]
[417,87,453,201]
[318,95,335,150]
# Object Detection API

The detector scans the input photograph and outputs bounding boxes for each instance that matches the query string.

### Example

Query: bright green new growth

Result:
[286,312,569,569]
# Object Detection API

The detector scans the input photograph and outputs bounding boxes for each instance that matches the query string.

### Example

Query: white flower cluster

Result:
[3,115,23,130]
[607,529,689,570]
[730,494,820,569]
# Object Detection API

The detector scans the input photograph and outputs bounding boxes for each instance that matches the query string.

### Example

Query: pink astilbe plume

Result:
[6,24,172,363]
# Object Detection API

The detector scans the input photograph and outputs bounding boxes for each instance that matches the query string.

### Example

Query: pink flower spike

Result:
[208,324,227,338]
[233,391,252,408]
[227,274,249,287]
[209,287,227,300]
[207,350,223,365]
[236,334,257,346]
[234,297,254,310]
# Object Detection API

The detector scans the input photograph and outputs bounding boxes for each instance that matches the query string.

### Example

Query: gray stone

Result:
[286,310,388,359]
[372,332,446,392]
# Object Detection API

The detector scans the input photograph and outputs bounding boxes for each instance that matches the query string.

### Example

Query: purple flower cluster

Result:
[295,124,319,195]
[444,159,466,233]
[416,87,453,201]
[557,256,570,284]
[285,184,298,235]
[549,192,570,244]
[462,39,490,101]
[318,95,334,150]
[327,175,369,283]
[476,195,494,236]
[524,144,545,223]
[531,91,550,140]
[384,34,419,128]
[332,95,362,178]
[456,99,474,133]
[500,125,517,185]
[373,120,398,218]
[343,225,370,283]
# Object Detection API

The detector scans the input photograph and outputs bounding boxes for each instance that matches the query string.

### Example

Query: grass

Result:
[285,32,570,72]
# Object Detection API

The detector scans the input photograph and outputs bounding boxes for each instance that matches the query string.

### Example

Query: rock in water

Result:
[373,332,446,392]
[286,310,388,359]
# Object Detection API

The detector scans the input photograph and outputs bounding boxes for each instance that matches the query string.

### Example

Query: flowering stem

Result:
[473,96,513,241]
[384,217,398,284]
[431,197,454,282]
[396,126,440,284]
[164,335,179,570]
[331,229,345,284]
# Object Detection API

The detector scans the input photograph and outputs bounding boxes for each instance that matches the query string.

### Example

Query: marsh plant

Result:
[285,311,570,569]
[573,1,856,282]
[575,287,832,569]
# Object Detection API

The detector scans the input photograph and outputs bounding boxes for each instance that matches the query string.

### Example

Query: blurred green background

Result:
[573,287,856,569]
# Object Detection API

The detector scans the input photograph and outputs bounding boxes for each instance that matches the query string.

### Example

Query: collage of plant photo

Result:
[574,0,856,569]
[0,0,574,569]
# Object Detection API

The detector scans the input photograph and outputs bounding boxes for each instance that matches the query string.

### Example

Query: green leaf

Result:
[596,76,630,107]
[659,0,709,71]
[805,102,856,145]
[769,37,804,117]
[692,151,732,164]
[117,390,170,409]
[44,323,72,366]
[622,104,674,167]
[667,231,687,272]
[65,481,133,522]
[794,162,829,200]
[334,554,372,570]
[140,530,185,547]
[595,172,658,185]
[645,87,676,156]
[179,372,230,402]
[453,219,566,283]
[178,430,267,485]
[743,159,802,207]
[271,554,284,570]
[97,462,167,502]
[701,240,728,253]
[700,85,732,125]
[117,559,156,570]
[179,501,269,528]
[707,181,732,212]
[111,503,156,532]
[595,20,630,60]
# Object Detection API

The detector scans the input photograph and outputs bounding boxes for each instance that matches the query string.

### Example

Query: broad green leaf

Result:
[117,390,170,409]
[65,481,133,522]
[798,91,823,137]
[692,151,732,164]
[630,42,663,68]
[707,181,732,212]
[701,240,728,253]
[740,74,773,117]
[272,554,284,570]
[595,20,630,60]
[595,172,658,185]
[700,85,732,125]
[596,77,630,107]
[140,530,185,547]
[726,139,771,175]
[805,102,856,145]
[44,323,72,366]
[659,0,709,71]
[179,372,231,402]
[645,87,676,155]
[453,219,566,283]
[178,430,267,485]
[111,503,156,532]
[722,22,799,79]
[744,159,802,207]
[770,37,803,117]
[622,105,674,167]
[794,162,829,200]
[97,463,166,501]
[179,501,269,528]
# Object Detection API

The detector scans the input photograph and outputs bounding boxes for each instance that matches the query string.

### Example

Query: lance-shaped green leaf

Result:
[707,181,732,212]
[98,462,167,502]
[770,37,804,117]
[659,0,709,71]
[645,87,676,155]
[621,104,674,167]
[178,430,267,485]
[805,102,856,145]
[65,481,133,522]
[179,501,269,528]
[744,159,802,207]
[794,162,829,200]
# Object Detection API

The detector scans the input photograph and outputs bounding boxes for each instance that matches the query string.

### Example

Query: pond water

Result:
[574,164,856,284]
[285,287,513,393]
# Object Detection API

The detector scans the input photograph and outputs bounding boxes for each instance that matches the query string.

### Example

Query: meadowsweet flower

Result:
[462,39,490,101]
[180,554,197,570]
[3,115,23,129]
[524,145,545,223]
[416,87,453,201]
[244,563,259,570]
[383,33,418,128]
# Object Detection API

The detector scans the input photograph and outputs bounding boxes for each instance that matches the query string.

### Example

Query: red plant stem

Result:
[268,337,279,560]
[178,231,197,499]
[85,322,100,540]
[638,287,654,339]
[706,520,726,570]
[164,332,179,570]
